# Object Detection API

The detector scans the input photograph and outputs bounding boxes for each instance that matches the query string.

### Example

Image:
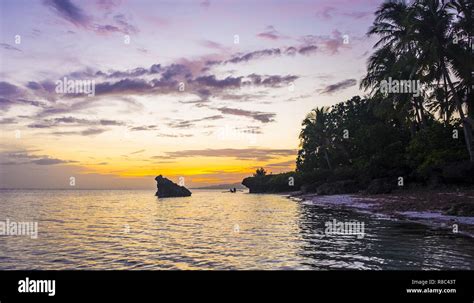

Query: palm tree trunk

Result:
[418,99,427,126]
[323,149,333,171]
[442,74,450,124]
[441,59,474,162]
[412,99,422,128]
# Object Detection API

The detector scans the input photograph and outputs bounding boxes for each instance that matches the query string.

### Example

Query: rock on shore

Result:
[155,175,192,198]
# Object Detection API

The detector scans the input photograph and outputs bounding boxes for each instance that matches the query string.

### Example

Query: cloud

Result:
[98,64,162,79]
[96,0,122,11]
[319,78,357,95]
[161,64,192,81]
[246,74,297,87]
[0,82,37,111]
[299,30,349,54]
[81,128,108,136]
[208,44,320,66]
[225,48,281,64]
[215,107,275,123]
[0,81,21,96]
[298,45,318,55]
[53,63,297,107]
[315,7,371,20]
[43,0,91,27]
[130,149,145,155]
[28,116,125,128]
[343,11,372,19]
[156,133,193,138]
[193,75,242,88]
[95,78,152,95]
[156,148,297,161]
[129,125,158,131]
[0,43,22,52]
[257,26,286,40]
[315,6,336,19]
[50,127,108,136]
[15,55,298,119]
[167,115,224,129]
[94,24,122,34]
[26,82,43,90]
[0,118,16,124]
[0,148,75,166]
[217,92,267,102]
[199,40,226,51]
[43,0,138,35]
[31,158,70,165]
[236,125,263,134]
[112,14,138,34]
[36,99,101,117]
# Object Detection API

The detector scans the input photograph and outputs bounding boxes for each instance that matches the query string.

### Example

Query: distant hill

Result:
[192,183,247,190]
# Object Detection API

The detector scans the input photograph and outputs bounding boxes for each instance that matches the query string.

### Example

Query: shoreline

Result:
[287,189,474,238]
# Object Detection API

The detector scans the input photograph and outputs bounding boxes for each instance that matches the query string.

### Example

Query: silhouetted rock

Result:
[242,172,301,193]
[155,175,192,198]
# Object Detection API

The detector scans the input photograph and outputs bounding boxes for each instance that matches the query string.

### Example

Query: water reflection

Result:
[297,201,474,269]
[0,189,473,270]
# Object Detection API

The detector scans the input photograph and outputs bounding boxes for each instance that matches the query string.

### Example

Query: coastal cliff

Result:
[242,171,301,193]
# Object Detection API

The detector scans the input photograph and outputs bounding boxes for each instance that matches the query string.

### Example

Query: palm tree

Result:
[298,107,334,171]
[412,0,473,161]
[253,167,267,177]
[363,0,474,161]
[362,0,429,129]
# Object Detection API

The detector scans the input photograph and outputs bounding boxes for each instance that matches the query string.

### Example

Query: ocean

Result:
[0,189,473,270]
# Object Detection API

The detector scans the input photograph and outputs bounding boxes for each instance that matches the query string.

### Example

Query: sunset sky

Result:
[0,0,380,189]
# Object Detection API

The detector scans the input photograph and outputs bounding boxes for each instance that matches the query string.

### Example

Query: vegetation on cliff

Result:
[242,169,302,193]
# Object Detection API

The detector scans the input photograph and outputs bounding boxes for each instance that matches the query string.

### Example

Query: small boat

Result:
[222,188,237,193]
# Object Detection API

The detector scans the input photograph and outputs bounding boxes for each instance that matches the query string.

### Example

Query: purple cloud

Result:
[320,78,357,95]
[215,107,275,123]
[43,0,91,27]
[158,148,296,161]
[0,43,22,52]
[257,26,286,40]
[298,45,318,55]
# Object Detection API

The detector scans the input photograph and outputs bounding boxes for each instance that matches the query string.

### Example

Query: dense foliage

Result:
[295,0,473,192]
[243,0,473,194]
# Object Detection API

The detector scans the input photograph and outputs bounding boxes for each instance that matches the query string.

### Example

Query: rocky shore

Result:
[291,189,474,237]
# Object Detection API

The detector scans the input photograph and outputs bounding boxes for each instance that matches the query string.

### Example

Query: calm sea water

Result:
[0,189,473,270]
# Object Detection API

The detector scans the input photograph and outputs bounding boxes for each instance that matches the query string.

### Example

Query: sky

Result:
[0,0,381,189]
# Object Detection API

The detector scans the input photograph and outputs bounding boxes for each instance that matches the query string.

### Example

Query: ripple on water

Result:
[0,189,473,270]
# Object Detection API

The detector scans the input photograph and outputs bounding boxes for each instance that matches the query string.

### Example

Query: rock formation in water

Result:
[155,175,192,198]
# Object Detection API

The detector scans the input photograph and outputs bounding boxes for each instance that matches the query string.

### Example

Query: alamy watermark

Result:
[324,219,365,239]
[379,77,421,97]
[55,77,95,96]
[18,277,55,296]
[0,218,38,239]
